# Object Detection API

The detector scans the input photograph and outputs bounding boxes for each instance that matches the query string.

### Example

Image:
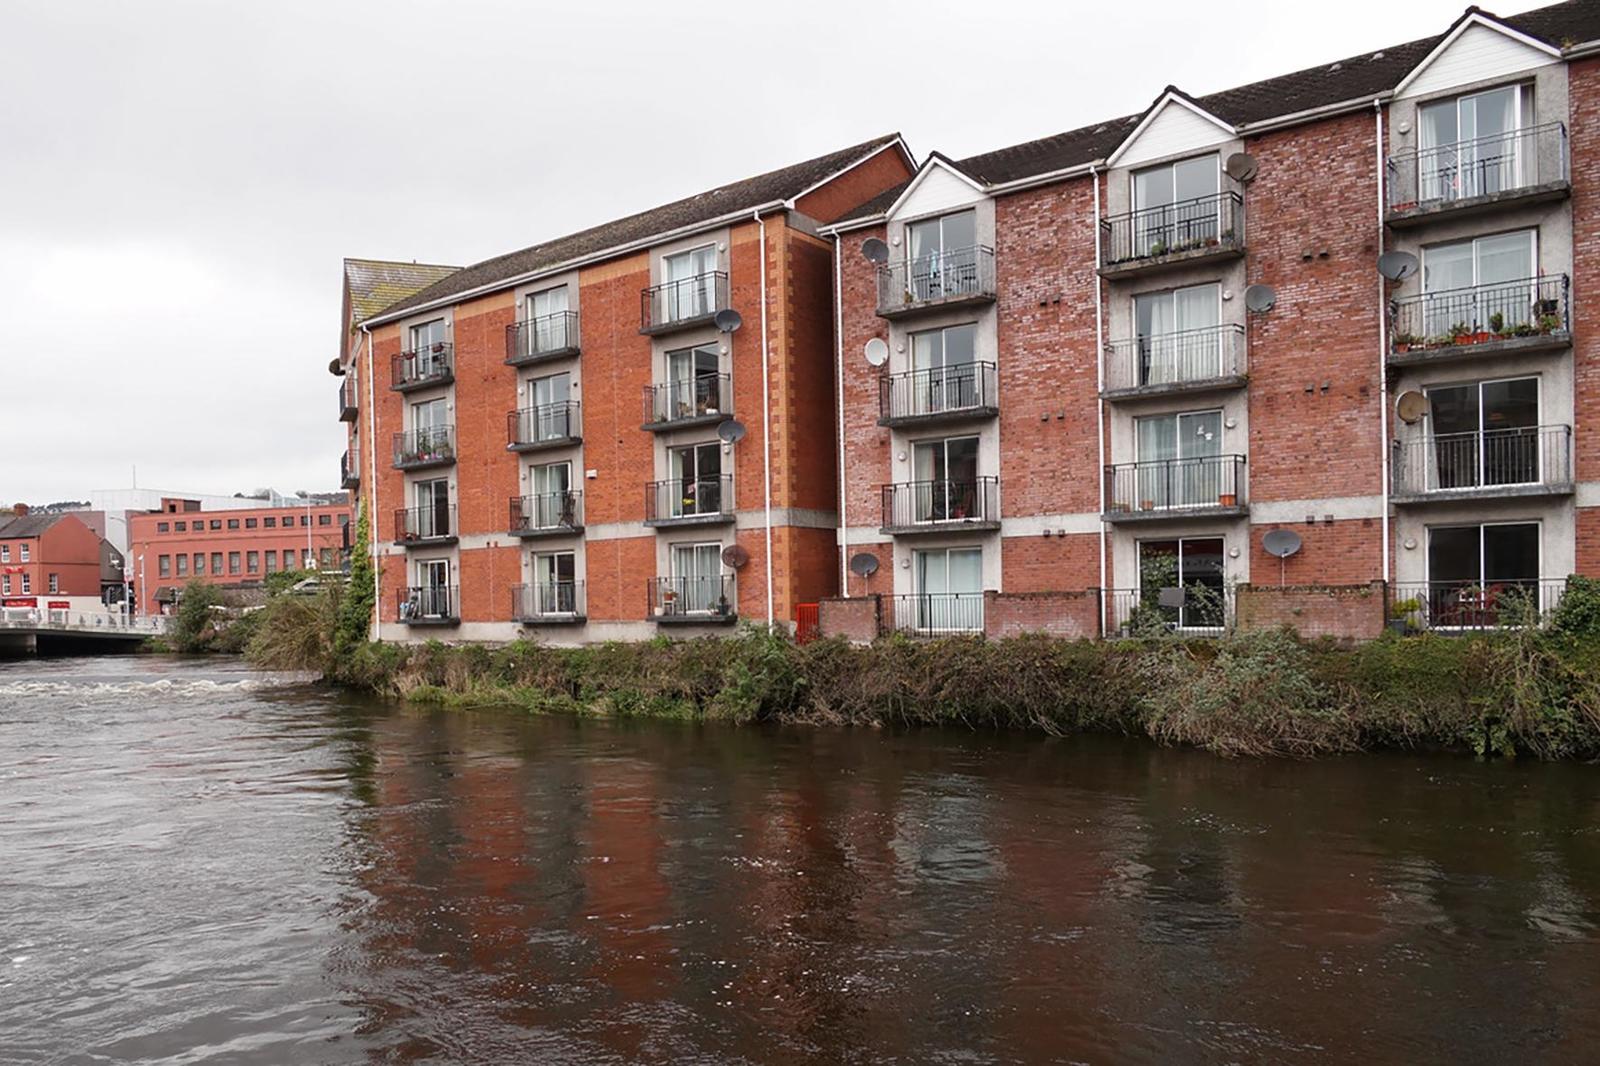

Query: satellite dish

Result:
[721,544,750,569]
[863,338,889,367]
[1224,152,1259,183]
[714,308,743,333]
[1395,390,1428,424]
[1262,529,1303,559]
[1243,284,1277,313]
[716,419,748,444]
[1377,251,1419,282]
[861,238,890,264]
[848,552,880,577]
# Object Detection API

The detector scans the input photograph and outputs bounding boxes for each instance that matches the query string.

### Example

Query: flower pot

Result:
[1472,331,1491,344]
[1393,343,1410,354]
[1140,500,1156,511]
[1218,493,1237,507]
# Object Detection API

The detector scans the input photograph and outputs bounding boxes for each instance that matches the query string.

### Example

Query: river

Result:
[1,656,1597,1064]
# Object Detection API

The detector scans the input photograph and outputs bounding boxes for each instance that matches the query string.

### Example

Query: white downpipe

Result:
[1091,167,1108,596]
[753,210,774,629]
[361,324,381,638]
[833,235,849,592]
[1375,100,1392,585]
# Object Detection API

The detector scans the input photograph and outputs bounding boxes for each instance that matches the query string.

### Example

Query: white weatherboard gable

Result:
[1395,16,1560,100]
[1109,93,1236,169]
[888,159,986,221]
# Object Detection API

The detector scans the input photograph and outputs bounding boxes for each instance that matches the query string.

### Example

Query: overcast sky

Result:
[0,0,1540,503]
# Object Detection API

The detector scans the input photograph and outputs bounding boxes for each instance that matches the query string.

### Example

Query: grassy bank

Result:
[242,576,1600,759]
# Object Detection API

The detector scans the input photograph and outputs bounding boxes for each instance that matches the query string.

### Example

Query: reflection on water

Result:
[2,656,1599,1063]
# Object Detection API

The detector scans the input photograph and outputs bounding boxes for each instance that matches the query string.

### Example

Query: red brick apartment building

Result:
[0,509,104,600]
[819,2,1600,637]
[337,137,914,641]
[127,498,352,615]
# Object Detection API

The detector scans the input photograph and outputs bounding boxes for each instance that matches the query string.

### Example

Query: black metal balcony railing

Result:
[1103,324,1246,394]
[1104,455,1247,515]
[876,246,996,314]
[879,363,998,423]
[509,491,584,534]
[392,426,456,468]
[1389,275,1569,354]
[640,271,729,332]
[1391,424,1572,498]
[394,505,455,544]
[885,592,986,635]
[650,575,736,620]
[881,478,1000,530]
[338,376,359,420]
[398,585,458,623]
[645,476,733,523]
[340,450,359,489]
[1390,579,1567,631]
[1101,191,1244,269]
[643,373,731,426]
[1104,584,1232,637]
[508,401,582,448]
[512,581,585,620]
[1387,123,1569,213]
[391,343,454,390]
[505,310,580,364]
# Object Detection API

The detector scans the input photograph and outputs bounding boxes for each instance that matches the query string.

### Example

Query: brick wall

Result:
[837,223,894,528]
[1569,57,1600,576]
[1234,580,1387,642]
[1249,518,1383,585]
[818,595,880,643]
[1000,533,1100,594]
[983,589,1100,640]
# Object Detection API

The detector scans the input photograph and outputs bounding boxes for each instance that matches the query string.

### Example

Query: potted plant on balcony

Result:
[1488,312,1508,339]
[1392,331,1421,353]
[1511,321,1539,338]
[1147,239,1169,257]
[1388,596,1422,634]
[1218,491,1237,507]
[1537,313,1562,334]
[1140,498,1156,511]
[1449,322,1474,346]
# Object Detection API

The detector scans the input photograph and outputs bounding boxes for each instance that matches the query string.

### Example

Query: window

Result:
[338,514,350,527]
[662,346,719,420]
[531,551,578,615]
[159,555,171,578]
[175,521,186,532]
[1134,410,1224,508]
[2,577,9,595]
[408,319,449,378]
[319,548,334,570]
[1426,522,1540,626]
[227,519,240,530]
[905,209,979,301]
[265,550,278,573]
[211,552,223,575]
[302,515,312,527]
[525,463,574,529]
[661,245,719,322]
[285,546,297,568]
[523,371,574,440]
[1133,283,1222,385]
[908,323,980,414]
[303,550,315,570]
[910,436,980,523]
[228,552,241,575]
[1137,538,1226,630]
[406,559,452,619]
[670,542,725,613]
[1422,230,1537,336]
[245,518,257,529]
[1131,153,1221,255]
[157,522,170,533]
[318,514,331,526]
[20,574,29,594]
[1419,84,1533,202]
[0,546,9,563]
[48,573,59,593]
[669,442,723,517]
[194,553,205,575]
[210,520,222,530]
[176,555,188,577]
[18,544,28,562]
[913,547,983,631]
[247,551,259,573]
[413,479,451,538]
[264,516,277,529]
[410,397,450,452]
[525,285,572,353]
[1423,376,1540,490]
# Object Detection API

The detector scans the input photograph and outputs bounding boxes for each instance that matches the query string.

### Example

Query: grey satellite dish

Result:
[861,237,890,264]
[721,544,750,569]
[716,419,748,444]
[1262,529,1303,558]
[1377,251,1419,282]
[714,308,743,333]
[848,552,880,577]
[1395,390,1427,425]
[863,338,889,367]
[1243,284,1277,313]
[1224,151,1259,183]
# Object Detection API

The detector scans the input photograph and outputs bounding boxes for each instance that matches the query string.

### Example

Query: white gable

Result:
[1396,19,1559,100]
[1111,95,1235,169]
[890,162,985,220]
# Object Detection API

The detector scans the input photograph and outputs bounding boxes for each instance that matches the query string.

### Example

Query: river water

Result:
[2,656,1598,1064]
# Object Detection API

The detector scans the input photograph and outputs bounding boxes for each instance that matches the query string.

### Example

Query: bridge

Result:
[0,610,166,656]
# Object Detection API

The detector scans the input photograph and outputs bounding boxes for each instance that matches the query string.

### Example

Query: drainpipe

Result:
[1375,99,1392,586]
[1091,167,1108,597]
[833,234,848,593]
[753,209,774,629]
[361,324,381,638]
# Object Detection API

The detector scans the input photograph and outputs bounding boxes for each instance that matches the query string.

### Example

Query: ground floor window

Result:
[912,547,983,631]
[1137,537,1225,630]
[1422,521,1540,627]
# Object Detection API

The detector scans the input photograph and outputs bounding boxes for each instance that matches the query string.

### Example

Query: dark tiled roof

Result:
[0,513,71,538]
[835,1,1600,221]
[368,134,904,323]
[344,259,460,325]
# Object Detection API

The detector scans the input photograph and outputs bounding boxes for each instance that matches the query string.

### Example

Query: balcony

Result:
[1104,585,1232,637]
[649,575,737,625]
[884,592,985,635]
[512,581,586,625]
[1099,191,1245,278]
[507,401,582,452]
[340,450,359,489]
[1103,455,1247,522]
[392,426,456,471]
[642,374,731,431]
[1389,275,1569,367]
[391,344,454,392]
[1390,424,1572,503]
[1386,123,1569,228]
[508,491,584,538]
[875,246,996,319]
[1389,579,1568,631]
[393,505,457,547]
[880,477,1000,535]
[644,476,734,528]
[640,271,729,335]
[505,310,581,367]
[878,363,998,427]
[338,376,358,421]
[1102,324,1247,400]
[397,585,459,626]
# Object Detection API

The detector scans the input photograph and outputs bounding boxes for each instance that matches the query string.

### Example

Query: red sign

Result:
[2,597,37,608]
[48,601,69,610]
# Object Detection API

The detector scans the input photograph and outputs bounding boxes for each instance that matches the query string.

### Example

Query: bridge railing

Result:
[0,610,168,634]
